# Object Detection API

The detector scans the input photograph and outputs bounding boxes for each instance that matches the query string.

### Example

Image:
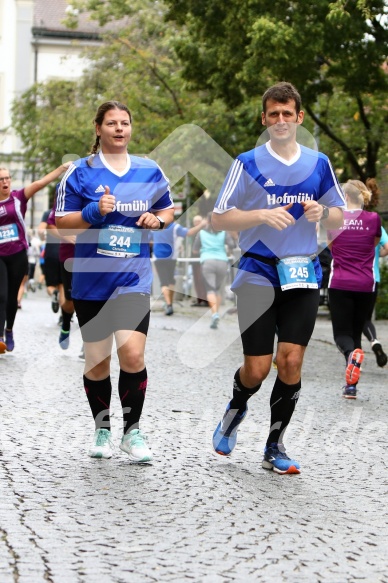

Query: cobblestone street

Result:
[1,290,387,582]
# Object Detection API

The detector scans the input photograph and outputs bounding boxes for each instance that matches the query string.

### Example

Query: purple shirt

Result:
[46,207,75,262]
[0,189,28,256]
[327,209,381,292]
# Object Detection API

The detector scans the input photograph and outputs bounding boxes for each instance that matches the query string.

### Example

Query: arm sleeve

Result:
[318,158,346,208]
[150,165,174,212]
[175,225,189,238]
[55,163,83,216]
[213,158,246,214]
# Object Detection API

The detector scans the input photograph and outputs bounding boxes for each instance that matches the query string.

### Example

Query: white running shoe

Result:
[88,428,113,459]
[120,429,152,463]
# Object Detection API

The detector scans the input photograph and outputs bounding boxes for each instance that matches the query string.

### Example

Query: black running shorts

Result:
[236,283,320,356]
[74,293,150,342]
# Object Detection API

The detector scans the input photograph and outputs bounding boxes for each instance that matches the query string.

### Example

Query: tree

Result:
[11,80,94,176]
[11,0,253,200]
[164,0,388,181]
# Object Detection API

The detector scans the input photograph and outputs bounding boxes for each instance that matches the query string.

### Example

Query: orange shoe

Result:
[0,338,6,354]
[345,349,364,385]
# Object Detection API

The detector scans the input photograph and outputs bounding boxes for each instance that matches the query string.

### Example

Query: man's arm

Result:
[301,200,343,230]
[212,204,296,232]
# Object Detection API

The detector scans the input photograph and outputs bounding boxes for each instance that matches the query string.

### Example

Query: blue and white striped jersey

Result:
[56,152,173,299]
[214,142,345,288]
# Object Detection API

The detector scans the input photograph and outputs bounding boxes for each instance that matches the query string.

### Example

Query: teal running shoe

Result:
[210,313,220,329]
[262,443,300,474]
[212,403,247,456]
[120,429,152,463]
[88,428,113,459]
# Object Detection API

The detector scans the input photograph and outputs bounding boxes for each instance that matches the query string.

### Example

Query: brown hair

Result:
[88,101,132,166]
[365,178,381,209]
[345,179,372,208]
[262,82,302,115]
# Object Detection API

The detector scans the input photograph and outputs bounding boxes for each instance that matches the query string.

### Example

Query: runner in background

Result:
[0,163,69,353]
[327,180,381,398]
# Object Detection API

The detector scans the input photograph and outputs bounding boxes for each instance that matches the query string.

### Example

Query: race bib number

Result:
[276,256,318,291]
[0,223,19,244]
[97,225,141,257]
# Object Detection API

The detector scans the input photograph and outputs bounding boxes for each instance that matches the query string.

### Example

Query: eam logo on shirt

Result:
[0,205,6,216]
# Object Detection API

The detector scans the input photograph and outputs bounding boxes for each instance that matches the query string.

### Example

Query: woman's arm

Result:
[24,162,71,200]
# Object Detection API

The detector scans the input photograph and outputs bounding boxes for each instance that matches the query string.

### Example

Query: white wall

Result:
[0,1,101,225]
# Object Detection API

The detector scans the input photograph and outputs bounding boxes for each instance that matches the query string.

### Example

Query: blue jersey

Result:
[56,152,173,300]
[214,142,345,288]
[152,223,189,259]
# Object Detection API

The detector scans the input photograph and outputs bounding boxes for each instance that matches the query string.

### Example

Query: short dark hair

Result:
[262,82,302,115]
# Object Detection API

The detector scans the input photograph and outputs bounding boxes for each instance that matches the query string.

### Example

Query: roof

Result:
[33,0,126,36]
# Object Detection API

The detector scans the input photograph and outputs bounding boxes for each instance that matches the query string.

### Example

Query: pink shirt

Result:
[0,189,28,256]
[327,209,381,293]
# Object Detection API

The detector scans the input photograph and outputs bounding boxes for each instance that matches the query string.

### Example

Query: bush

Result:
[376,261,388,320]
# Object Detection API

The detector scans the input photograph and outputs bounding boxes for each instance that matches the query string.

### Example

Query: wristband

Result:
[81,202,107,226]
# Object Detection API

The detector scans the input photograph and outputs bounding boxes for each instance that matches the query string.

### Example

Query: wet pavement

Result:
[0,289,387,582]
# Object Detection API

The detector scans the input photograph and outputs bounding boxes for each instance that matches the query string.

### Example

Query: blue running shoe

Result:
[262,443,300,474]
[5,330,14,352]
[212,403,247,456]
[59,329,70,350]
[342,384,357,399]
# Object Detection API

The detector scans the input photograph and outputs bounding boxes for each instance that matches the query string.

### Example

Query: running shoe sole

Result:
[345,348,364,385]
[119,443,152,463]
[262,460,300,475]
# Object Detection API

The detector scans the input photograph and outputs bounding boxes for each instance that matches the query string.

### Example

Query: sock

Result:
[119,368,148,435]
[61,309,73,333]
[83,375,112,431]
[266,376,301,447]
[229,368,261,414]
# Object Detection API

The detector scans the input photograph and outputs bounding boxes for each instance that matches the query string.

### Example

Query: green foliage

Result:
[11,80,96,174]
[376,261,388,320]
[11,0,388,188]
[165,0,388,181]
[11,2,253,199]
